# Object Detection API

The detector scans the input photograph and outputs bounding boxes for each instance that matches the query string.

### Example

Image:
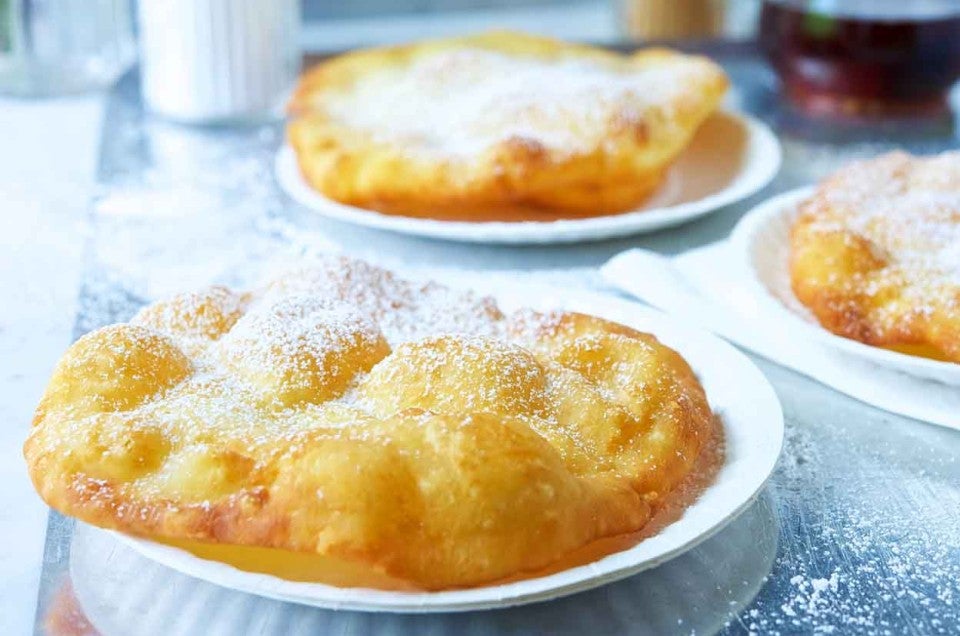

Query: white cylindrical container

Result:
[138,0,300,123]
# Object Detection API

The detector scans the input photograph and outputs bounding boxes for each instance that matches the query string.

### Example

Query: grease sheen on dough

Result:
[25,258,712,589]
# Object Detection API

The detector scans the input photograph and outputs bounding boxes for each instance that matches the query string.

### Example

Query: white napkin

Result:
[602,244,960,431]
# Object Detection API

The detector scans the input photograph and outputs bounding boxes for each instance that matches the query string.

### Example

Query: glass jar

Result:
[0,0,136,97]
[759,0,960,116]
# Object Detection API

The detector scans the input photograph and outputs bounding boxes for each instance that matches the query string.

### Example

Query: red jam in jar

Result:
[759,0,960,116]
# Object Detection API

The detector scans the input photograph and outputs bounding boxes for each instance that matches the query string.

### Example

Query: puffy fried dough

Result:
[790,151,960,363]
[25,257,713,589]
[288,31,727,218]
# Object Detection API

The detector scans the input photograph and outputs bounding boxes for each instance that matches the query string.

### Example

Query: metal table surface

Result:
[33,44,960,635]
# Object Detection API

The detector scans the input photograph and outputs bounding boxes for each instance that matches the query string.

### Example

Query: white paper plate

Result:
[115,283,782,613]
[274,111,781,244]
[74,496,779,635]
[730,187,960,386]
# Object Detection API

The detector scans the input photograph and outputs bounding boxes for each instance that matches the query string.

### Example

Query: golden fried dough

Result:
[790,151,960,363]
[25,257,713,589]
[288,31,727,219]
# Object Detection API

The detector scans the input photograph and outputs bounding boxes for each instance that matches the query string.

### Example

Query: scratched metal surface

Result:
[34,45,960,635]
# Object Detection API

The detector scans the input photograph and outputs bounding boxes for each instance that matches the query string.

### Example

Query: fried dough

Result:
[791,151,960,363]
[288,31,727,219]
[25,258,713,588]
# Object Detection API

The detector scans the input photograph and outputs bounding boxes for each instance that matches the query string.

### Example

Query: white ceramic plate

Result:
[274,111,782,244]
[730,187,960,386]
[115,283,784,613]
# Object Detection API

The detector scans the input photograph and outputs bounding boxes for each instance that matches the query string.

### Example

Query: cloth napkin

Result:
[602,244,960,431]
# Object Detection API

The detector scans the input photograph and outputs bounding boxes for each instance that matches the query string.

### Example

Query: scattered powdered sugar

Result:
[781,572,840,621]
[321,48,704,158]
[729,411,960,635]
[747,524,959,634]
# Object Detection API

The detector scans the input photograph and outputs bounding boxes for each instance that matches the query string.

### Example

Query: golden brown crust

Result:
[287,31,728,218]
[790,151,960,363]
[25,257,713,589]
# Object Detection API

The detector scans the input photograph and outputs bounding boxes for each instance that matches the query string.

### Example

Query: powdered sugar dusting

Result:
[321,48,702,158]
[802,151,960,289]
[221,294,384,390]
[260,256,506,344]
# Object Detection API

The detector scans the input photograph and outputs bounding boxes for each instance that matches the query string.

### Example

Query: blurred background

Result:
[0,0,762,98]
[3,2,960,635]
[3,0,959,121]
[298,0,758,47]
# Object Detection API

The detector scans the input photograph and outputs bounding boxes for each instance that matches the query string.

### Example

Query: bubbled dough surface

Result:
[25,257,712,589]
[790,151,960,363]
